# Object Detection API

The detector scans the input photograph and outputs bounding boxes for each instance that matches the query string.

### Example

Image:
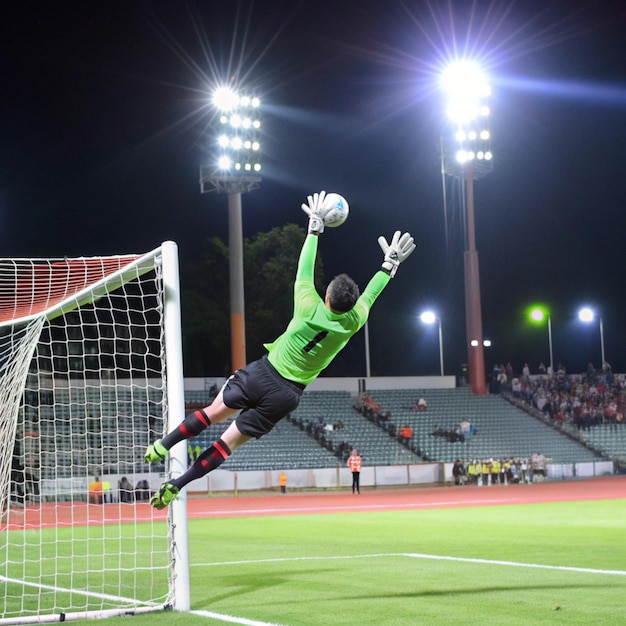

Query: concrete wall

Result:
[184,375,457,395]
[40,460,614,500]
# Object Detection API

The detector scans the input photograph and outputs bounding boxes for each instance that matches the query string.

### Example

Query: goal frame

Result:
[0,240,189,623]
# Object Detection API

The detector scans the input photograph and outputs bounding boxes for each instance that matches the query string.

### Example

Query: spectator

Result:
[519,458,530,484]
[135,480,150,502]
[399,424,413,445]
[467,460,479,484]
[452,459,467,486]
[118,476,134,503]
[411,397,428,411]
[347,449,362,495]
[531,453,550,482]
[481,459,491,486]
[278,471,287,494]
[490,458,501,485]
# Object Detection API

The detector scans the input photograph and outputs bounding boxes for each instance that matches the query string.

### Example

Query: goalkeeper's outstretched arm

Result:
[301,190,327,235]
[378,230,416,278]
[356,230,417,319]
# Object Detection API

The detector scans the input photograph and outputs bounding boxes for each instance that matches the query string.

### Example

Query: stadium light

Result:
[578,307,605,366]
[439,59,493,395]
[420,311,444,376]
[529,306,554,375]
[199,85,263,370]
[441,61,493,176]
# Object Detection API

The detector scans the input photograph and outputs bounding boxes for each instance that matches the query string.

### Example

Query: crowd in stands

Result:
[494,360,626,430]
[352,393,483,456]
[288,414,353,461]
[452,453,551,486]
[430,419,477,443]
[354,394,432,453]
[354,394,394,427]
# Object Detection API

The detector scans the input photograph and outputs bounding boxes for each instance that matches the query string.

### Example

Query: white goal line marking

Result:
[190,609,283,626]
[195,552,626,577]
[0,574,160,606]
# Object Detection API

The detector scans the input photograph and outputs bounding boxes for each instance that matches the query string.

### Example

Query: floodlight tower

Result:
[420,311,445,376]
[200,87,262,371]
[440,61,493,395]
[529,306,554,374]
[578,307,605,366]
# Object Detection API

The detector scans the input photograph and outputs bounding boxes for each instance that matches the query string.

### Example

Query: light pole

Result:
[530,307,553,375]
[200,87,262,371]
[420,311,444,376]
[440,61,493,395]
[578,307,605,366]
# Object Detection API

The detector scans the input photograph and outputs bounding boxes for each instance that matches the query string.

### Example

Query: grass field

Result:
[46,487,626,626]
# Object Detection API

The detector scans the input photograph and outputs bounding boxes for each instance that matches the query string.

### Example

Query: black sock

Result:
[161,409,211,450]
[171,438,232,490]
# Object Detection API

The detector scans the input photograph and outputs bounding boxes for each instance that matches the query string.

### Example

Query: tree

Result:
[180,236,230,376]
[181,224,324,376]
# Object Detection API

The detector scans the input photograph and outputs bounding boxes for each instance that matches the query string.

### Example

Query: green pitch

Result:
[14,498,626,625]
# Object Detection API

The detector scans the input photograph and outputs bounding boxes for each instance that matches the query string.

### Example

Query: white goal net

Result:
[0,242,189,624]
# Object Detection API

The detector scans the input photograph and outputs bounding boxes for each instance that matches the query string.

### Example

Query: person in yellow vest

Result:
[481,459,491,486]
[279,471,287,494]
[347,449,362,494]
[475,460,482,484]
[491,458,501,485]
[467,460,477,484]
[502,458,512,485]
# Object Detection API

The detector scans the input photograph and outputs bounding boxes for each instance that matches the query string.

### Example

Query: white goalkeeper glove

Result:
[378,231,416,278]
[301,190,332,235]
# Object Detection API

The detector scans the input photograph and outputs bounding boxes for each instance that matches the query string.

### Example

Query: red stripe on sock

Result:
[213,441,230,460]
[195,410,210,426]
[180,424,190,437]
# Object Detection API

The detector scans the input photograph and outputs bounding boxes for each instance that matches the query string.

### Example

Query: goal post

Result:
[0,241,189,624]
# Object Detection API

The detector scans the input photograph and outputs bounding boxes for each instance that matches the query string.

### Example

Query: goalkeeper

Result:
[146,191,415,509]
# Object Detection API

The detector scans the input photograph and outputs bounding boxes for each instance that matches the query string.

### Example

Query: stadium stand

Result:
[576,424,626,463]
[34,384,619,478]
[370,387,602,463]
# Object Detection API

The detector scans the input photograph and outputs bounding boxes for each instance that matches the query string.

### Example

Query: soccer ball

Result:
[323,193,350,228]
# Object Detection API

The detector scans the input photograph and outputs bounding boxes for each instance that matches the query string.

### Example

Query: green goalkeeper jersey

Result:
[264,234,390,385]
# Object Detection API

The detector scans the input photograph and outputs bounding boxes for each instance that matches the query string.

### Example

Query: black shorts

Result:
[222,355,305,439]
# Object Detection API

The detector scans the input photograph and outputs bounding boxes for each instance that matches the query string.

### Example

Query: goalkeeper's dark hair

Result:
[326,274,359,313]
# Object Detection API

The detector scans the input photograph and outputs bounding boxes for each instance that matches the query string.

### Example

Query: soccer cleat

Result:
[144,439,168,463]
[150,482,179,510]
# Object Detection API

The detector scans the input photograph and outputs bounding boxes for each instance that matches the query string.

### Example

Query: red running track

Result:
[4,476,625,530]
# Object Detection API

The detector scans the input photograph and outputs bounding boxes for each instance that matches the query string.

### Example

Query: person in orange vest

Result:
[347,449,362,494]
[278,471,287,494]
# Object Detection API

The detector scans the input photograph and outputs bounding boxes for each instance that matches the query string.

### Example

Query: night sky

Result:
[2,1,626,378]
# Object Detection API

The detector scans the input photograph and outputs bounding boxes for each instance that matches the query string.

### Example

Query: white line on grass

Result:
[190,609,283,626]
[0,574,280,626]
[403,553,626,576]
[195,553,626,576]
[0,574,159,604]
[194,554,393,567]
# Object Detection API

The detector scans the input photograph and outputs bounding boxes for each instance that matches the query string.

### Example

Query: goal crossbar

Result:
[0,248,161,325]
